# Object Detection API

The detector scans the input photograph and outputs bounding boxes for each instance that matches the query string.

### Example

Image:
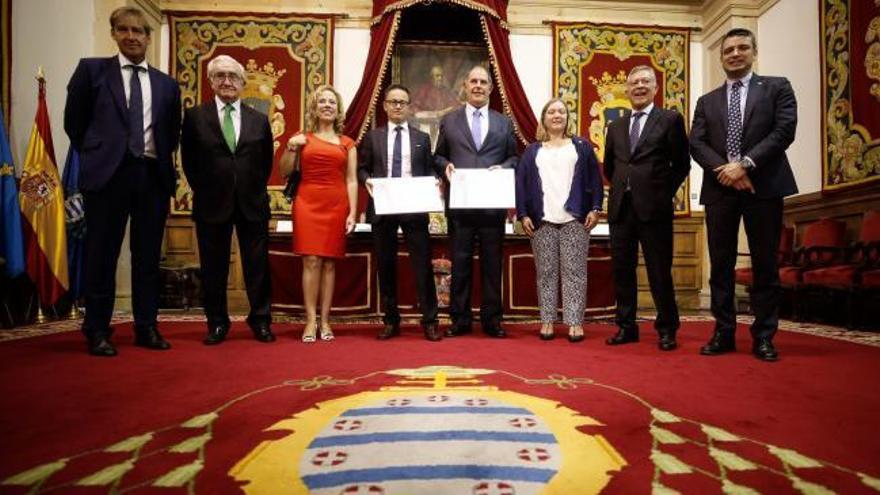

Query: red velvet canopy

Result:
[344,0,537,147]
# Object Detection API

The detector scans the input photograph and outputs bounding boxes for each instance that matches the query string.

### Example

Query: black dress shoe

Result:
[752,338,779,362]
[539,331,555,341]
[204,325,230,345]
[658,331,678,351]
[700,331,736,356]
[423,323,442,342]
[134,325,171,350]
[88,337,117,357]
[444,324,472,337]
[567,332,584,343]
[251,324,276,343]
[606,328,639,346]
[483,325,507,338]
[377,324,400,340]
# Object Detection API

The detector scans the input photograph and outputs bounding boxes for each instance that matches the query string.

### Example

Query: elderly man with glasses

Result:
[180,54,276,346]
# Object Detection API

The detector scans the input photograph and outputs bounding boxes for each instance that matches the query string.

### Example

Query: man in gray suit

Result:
[434,65,518,338]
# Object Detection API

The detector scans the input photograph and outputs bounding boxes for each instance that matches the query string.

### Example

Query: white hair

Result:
[207,55,245,81]
[627,65,657,83]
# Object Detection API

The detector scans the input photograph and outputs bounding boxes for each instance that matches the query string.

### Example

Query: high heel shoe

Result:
[320,321,335,341]
[301,321,317,343]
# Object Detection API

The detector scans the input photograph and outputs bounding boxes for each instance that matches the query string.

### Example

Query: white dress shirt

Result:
[726,71,752,126]
[118,54,155,158]
[385,121,412,177]
[536,141,578,224]
[726,71,755,167]
[628,102,654,140]
[465,103,489,146]
[215,96,242,142]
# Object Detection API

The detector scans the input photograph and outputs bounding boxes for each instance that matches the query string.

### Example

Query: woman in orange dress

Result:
[280,85,357,342]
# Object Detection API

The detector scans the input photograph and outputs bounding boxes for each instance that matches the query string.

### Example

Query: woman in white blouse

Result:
[515,98,604,342]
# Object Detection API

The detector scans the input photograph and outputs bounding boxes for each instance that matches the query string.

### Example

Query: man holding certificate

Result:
[358,84,441,341]
[434,65,519,338]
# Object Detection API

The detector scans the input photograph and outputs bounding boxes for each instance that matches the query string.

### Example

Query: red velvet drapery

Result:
[343,0,537,147]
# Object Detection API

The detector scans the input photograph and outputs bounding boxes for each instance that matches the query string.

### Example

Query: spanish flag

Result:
[19,72,68,305]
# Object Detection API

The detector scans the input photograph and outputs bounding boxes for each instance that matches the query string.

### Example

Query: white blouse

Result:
[535,142,578,224]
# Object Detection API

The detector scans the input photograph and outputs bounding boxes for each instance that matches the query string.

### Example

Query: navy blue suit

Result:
[690,74,798,340]
[357,124,439,327]
[64,56,181,339]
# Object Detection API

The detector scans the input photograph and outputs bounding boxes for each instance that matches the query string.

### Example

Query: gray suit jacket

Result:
[433,106,518,215]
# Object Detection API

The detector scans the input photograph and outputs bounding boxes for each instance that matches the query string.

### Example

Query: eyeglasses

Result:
[385,99,410,107]
[211,72,242,83]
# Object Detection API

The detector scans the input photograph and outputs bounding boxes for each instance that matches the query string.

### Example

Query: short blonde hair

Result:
[535,98,572,142]
[305,85,346,134]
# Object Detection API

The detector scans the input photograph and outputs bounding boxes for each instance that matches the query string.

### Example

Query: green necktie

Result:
[222,103,236,153]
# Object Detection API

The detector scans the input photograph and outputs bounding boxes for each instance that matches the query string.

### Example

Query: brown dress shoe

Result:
[377,324,400,340]
[423,323,442,342]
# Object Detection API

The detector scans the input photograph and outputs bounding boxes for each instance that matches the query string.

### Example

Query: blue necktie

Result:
[391,125,402,177]
[727,80,743,160]
[629,111,644,154]
[127,65,145,158]
[471,110,482,149]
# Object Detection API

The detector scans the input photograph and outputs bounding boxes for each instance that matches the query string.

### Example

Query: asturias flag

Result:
[0,108,25,278]
[19,74,68,305]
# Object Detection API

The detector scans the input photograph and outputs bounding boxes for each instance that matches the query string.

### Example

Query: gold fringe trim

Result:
[480,15,530,147]
[371,0,508,30]
[354,10,403,144]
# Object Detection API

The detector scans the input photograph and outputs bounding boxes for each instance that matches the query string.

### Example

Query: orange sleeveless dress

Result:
[292,133,355,258]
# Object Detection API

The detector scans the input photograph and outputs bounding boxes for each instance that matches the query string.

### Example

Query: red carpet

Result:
[1,318,879,494]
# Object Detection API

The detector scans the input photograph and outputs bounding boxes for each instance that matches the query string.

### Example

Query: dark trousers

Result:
[82,156,168,339]
[610,193,679,334]
[448,212,505,328]
[373,213,438,326]
[196,211,271,329]
[705,193,783,340]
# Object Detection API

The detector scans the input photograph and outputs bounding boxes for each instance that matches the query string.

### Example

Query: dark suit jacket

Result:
[604,107,690,223]
[690,74,798,204]
[433,106,518,215]
[516,137,604,224]
[357,124,436,223]
[180,100,273,224]
[64,56,181,195]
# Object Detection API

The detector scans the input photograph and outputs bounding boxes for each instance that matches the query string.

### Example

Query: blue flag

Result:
[62,147,85,300]
[0,108,25,278]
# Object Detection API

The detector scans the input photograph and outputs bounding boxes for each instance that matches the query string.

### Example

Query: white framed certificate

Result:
[449,168,515,209]
[371,176,444,215]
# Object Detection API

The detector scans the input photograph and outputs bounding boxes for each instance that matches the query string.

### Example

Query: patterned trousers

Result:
[530,220,589,325]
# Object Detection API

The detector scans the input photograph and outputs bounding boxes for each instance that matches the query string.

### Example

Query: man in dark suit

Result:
[434,65,518,338]
[690,28,798,362]
[604,65,691,351]
[358,84,441,341]
[181,55,275,345]
[64,7,181,357]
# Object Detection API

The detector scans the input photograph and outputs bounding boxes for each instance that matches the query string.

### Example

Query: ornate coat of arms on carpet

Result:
[553,22,691,216]
[5,363,878,494]
[821,0,880,191]
[167,12,334,216]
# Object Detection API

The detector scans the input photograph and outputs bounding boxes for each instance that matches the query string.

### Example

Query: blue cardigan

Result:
[515,136,604,224]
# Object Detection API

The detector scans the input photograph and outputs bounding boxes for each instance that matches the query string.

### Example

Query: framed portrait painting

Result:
[391,42,488,148]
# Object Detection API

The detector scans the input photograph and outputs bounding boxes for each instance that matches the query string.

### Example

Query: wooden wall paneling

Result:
[784,189,880,245]
[637,213,704,310]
